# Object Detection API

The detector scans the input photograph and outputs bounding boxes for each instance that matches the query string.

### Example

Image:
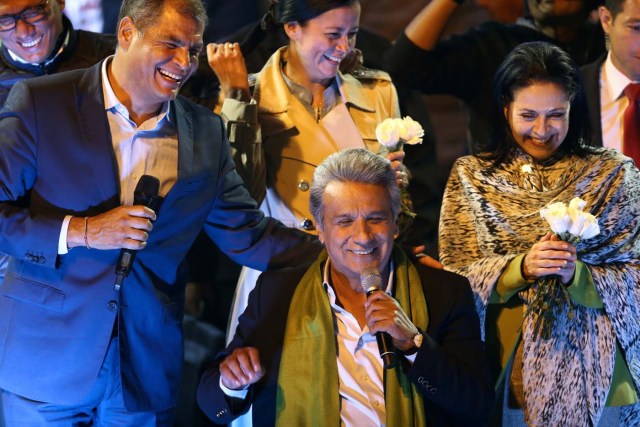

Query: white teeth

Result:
[20,35,42,48]
[159,69,181,81]
[351,249,374,255]
[324,53,343,62]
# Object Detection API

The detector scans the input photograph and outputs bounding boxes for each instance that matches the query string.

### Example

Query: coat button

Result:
[300,218,314,230]
[297,180,310,192]
[107,300,118,311]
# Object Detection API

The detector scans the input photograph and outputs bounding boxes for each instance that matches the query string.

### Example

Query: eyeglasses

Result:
[0,0,51,32]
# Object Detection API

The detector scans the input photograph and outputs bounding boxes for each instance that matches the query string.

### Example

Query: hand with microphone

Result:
[361,266,423,368]
[361,266,396,369]
[114,175,163,291]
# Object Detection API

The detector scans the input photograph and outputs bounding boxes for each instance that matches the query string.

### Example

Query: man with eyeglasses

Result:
[0,0,116,106]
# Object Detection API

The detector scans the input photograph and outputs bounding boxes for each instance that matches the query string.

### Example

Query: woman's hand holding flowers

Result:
[523,233,577,285]
[386,150,409,188]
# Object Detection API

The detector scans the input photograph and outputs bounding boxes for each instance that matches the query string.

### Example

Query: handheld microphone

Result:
[114,175,163,291]
[360,266,396,369]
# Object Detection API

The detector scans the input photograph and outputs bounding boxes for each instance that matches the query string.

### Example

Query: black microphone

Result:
[360,266,396,369]
[114,175,163,291]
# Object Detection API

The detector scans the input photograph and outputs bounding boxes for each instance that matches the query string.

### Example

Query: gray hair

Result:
[118,0,208,34]
[309,148,400,229]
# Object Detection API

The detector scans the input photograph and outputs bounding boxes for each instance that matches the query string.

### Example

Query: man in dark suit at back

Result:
[197,148,494,426]
[0,0,319,424]
[581,0,640,154]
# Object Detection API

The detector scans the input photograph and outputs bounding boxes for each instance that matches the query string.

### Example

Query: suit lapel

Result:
[580,54,605,147]
[75,61,120,202]
[172,98,194,182]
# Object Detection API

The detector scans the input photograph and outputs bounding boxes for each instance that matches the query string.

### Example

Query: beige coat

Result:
[222,47,400,233]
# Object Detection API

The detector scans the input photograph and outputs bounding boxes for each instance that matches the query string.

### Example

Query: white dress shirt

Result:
[59,57,178,253]
[600,53,638,151]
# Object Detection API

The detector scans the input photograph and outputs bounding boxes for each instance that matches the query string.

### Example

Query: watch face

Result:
[413,332,423,348]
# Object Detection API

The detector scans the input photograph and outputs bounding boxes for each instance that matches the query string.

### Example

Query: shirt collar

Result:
[603,52,638,101]
[100,56,171,123]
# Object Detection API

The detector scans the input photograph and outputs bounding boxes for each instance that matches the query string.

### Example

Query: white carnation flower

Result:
[375,118,401,148]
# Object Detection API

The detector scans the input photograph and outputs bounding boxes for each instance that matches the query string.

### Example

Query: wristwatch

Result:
[404,328,423,356]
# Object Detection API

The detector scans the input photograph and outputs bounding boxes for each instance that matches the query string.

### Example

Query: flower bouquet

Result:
[523,197,600,339]
[375,117,424,240]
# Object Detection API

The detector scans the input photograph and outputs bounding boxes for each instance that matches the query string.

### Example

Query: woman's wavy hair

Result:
[479,41,594,165]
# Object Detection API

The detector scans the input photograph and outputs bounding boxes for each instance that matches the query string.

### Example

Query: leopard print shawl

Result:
[439,147,640,426]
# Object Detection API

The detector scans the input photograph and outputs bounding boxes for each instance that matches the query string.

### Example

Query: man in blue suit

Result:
[0,0,318,424]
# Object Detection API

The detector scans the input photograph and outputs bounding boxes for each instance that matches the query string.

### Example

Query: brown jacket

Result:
[221,47,400,232]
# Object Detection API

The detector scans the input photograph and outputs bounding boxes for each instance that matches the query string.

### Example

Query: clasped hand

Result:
[206,42,251,99]
[220,347,265,391]
[523,232,577,285]
[68,206,156,250]
[365,291,419,353]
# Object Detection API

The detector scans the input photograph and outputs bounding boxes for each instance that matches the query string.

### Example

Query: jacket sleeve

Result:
[219,94,266,204]
[0,81,65,268]
[201,116,321,271]
[408,273,494,426]
[197,271,272,424]
[385,24,505,104]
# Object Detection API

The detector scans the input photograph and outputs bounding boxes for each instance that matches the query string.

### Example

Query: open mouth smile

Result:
[323,53,344,63]
[19,35,43,49]
[158,69,182,84]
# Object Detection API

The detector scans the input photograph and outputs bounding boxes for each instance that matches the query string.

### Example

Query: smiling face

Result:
[505,81,571,161]
[284,2,360,86]
[0,0,64,64]
[112,3,203,118]
[318,181,397,287]
[600,0,640,81]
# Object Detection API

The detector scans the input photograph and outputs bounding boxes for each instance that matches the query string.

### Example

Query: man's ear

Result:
[117,17,136,49]
[284,21,301,41]
[598,6,614,35]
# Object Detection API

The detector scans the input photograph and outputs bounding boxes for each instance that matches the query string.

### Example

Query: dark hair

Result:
[118,0,208,34]
[238,0,357,61]
[310,148,400,230]
[276,0,358,24]
[479,41,593,165]
[605,0,626,18]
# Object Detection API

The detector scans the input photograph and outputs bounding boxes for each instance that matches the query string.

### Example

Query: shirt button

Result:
[362,376,368,382]
[297,180,310,191]
[300,218,314,230]
[107,300,118,311]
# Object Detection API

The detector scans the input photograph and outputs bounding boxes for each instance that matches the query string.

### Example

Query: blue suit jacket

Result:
[0,61,318,411]
[197,261,494,426]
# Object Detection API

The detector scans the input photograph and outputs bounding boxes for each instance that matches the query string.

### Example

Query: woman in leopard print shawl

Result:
[439,42,640,425]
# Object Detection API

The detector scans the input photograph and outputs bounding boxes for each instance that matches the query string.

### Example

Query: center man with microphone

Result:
[198,148,494,426]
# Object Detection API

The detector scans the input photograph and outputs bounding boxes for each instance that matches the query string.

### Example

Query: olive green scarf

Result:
[276,247,427,426]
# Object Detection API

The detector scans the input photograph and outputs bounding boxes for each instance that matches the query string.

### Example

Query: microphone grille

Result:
[360,266,382,293]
